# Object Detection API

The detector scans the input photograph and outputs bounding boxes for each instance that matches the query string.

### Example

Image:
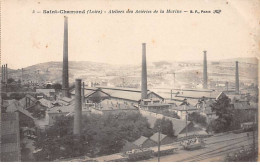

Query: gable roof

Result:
[19,95,37,108]
[2,99,17,108]
[150,132,167,142]
[139,110,191,136]
[133,136,149,146]
[60,97,74,103]
[6,100,34,119]
[38,98,54,108]
[48,104,74,114]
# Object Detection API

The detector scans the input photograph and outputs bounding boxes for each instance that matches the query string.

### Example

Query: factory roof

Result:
[172,104,198,111]
[101,88,164,102]
[94,100,138,111]
[36,89,55,97]
[48,104,90,114]
[175,90,220,99]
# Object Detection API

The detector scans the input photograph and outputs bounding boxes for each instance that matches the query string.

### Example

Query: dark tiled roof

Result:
[133,136,149,146]
[150,132,167,142]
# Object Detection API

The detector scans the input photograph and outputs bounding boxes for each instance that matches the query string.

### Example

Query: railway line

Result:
[143,131,256,162]
[178,136,253,162]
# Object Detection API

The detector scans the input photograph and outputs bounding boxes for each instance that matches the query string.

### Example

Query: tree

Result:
[52,83,62,90]
[188,112,207,127]
[7,78,15,84]
[153,118,175,137]
[209,95,233,133]
[46,84,52,89]
[34,112,153,161]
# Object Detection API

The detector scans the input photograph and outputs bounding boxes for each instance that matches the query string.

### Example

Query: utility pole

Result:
[158,121,161,162]
[253,114,256,158]
[184,99,188,137]
[173,72,176,89]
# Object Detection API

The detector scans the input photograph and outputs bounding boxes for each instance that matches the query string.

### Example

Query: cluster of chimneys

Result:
[61,17,240,136]
[1,64,8,83]
[203,51,240,94]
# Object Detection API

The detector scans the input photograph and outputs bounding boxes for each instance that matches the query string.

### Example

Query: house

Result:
[139,109,193,137]
[25,99,53,119]
[197,99,217,123]
[149,132,174,145]
[132,136,157,148]
[171,100,198,120]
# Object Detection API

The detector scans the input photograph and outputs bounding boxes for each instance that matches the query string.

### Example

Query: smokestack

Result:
[21,68,24,84]
[235,61,239,94]
[74,79,82,136]
[1,65,3,83]
[226,82,229,91]
[82,82,85,104]
[203,51,208,89]
[62,16,69,98]
[141,43,148,99]
[6,64,8,82]
[3,65,6,83]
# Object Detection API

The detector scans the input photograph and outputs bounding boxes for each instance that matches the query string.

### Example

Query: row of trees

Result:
[34,112,153,161]
[34,112,176,161]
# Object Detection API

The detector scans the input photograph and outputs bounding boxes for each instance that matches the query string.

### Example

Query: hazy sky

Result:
[2,0,260,69]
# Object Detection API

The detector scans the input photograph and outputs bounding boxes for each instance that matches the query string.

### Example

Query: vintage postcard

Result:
[1,0,259,162]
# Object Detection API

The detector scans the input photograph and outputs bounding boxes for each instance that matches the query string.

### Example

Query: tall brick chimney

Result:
[1,65,4,83]
[235,61,239,94]
[62,16,69,97]
[82,82,85,104]
[141,43,148,99]
[3,65,6,83]
[74,79,82,136]
[203,51,208,89]
[6,64,8,82]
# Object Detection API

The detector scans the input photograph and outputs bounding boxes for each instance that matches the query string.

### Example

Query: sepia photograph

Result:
[0,0,259,162]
